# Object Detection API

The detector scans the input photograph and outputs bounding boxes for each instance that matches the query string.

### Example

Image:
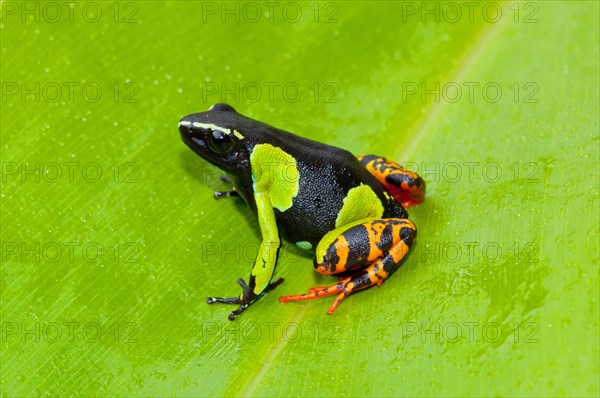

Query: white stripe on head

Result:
[180,120,244,140]
[192,122,231,135]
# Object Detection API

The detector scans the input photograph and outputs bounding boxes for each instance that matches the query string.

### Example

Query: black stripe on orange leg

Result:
[358,154,426,208]
[317,226,374,275]
[364,220,388,261]
[317,235,350,275]
[343,225,374,268]
[385,221,416,273]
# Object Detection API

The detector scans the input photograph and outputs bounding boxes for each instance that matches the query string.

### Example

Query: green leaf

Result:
[1,1,598,396]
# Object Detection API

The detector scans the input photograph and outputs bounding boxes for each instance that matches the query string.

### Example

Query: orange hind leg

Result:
[280,218,416,314]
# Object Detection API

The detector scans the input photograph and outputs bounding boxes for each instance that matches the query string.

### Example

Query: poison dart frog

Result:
[179,104,425,321]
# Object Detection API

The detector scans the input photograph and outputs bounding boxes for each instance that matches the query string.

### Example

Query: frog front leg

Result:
[207,191,283,320]
[279,218,416,314]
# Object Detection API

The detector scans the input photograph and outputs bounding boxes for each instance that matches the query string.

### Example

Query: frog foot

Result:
[279,277,354,315]
[207,277,284,321]
[214,175,239,199]
[213,190,239,199]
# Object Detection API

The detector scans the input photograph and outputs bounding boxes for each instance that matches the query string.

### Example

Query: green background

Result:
[1,1,598,396]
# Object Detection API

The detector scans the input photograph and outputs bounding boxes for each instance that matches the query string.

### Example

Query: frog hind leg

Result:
[358,154,425,208]
[279,218,416,314]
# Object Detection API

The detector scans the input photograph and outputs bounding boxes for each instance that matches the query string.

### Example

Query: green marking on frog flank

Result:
[251,143,299,212]
[335,184,384,228]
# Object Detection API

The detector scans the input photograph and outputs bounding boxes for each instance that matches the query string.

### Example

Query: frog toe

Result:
[207,296,241,305]
[228,303,250,321]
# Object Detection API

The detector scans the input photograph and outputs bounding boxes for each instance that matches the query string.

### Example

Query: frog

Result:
[179,103,425,321]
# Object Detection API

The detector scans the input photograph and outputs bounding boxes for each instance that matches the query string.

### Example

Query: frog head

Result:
[179,103,251,173]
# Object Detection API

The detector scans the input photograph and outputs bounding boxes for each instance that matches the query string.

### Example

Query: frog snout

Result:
[179,120,198,146]
[178,120,193,137]
[179,120,202,143]
[179,120,209,152]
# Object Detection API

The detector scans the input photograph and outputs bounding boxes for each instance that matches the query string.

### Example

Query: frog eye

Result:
[207,129,234,153]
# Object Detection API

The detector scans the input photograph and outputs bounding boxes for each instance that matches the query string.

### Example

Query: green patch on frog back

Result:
[251,143,300,212]
[335,184,384,228]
